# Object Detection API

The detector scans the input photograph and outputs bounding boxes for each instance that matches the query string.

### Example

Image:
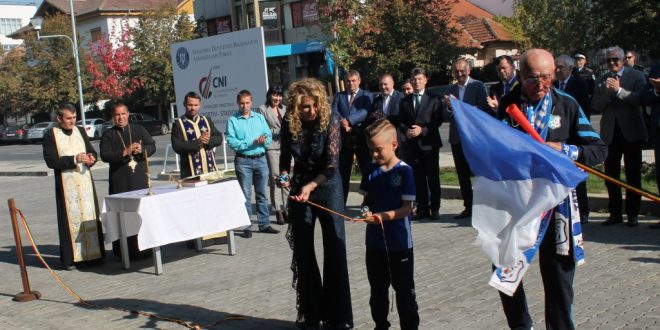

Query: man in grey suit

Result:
[592,46,647,227]
[444,58,490,219]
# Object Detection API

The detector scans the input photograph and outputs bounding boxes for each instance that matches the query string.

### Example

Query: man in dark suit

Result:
[592,46,647,227]
[487,55,519,112]
[371,73,404,126]
[555,54,592,224]
[641,64,660,229]
[444,58,490,219]
[332,69,373,203]
[397,67,444,220]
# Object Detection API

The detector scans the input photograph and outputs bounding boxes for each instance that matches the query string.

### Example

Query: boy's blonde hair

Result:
[366,118,397,142]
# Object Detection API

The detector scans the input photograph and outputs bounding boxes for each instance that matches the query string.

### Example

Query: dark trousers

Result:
[575,181,589,220]
[289,177,353,328]
[497,218,576,330]
[451,143,473,209]
[339,131,371,203]
[604,127,643,218]
[654,130,660,194]
[366,249,419,330]
[402,146,441,214]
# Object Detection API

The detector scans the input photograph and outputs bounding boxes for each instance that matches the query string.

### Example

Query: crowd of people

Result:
[41,45,660,330]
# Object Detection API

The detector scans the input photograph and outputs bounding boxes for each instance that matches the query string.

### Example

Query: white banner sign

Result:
[171,28,268,133]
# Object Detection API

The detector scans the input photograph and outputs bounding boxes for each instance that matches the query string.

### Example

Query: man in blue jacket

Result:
[332,70,373,203]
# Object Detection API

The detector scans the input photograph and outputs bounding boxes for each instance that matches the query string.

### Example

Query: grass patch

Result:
[350,163,658,195]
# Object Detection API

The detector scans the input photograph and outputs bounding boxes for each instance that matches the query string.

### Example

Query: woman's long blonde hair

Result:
[285,78,331,141]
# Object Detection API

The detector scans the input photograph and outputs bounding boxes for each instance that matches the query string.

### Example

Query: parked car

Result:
[102,120,114,133]
[129,113,169,135]
[27,121,58,143]
[76,118,106,139]
[1,125,29,144]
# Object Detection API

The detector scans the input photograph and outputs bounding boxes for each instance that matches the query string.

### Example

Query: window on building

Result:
[0,18,23,36]
[290,1,318,28]
[89,28,102,43]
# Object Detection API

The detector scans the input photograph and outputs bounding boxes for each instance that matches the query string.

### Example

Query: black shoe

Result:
[627,216,639,227]
[413,211,429,221]
[430,210,441,220]
[260,226,280,234]
[602,216,623,226]
[580,215,589,225]
[454,209,471,219]
[241,230,252,238]
[275,210,285,225]
[650,221,660,229]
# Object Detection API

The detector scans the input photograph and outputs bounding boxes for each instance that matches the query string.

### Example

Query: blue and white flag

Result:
[450,98,587,296]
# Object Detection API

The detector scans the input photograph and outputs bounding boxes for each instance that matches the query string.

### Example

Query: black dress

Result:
[280,113,353,329]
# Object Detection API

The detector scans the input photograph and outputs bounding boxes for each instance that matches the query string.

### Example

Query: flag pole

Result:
[505,104,660,204]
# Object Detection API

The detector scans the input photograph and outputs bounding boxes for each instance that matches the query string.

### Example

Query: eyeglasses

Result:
[606,58,620,64]
[522,74,553,85]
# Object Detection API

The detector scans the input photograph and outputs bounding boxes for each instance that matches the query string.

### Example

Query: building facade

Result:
[193,0,332,89]
[0,2,36,53]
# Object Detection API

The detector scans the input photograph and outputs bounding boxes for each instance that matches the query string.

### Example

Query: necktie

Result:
[504,82,510,95]
[559,82,566,91]
[383,95,390,114]
[414,94,421,112]
[348,93,355,107]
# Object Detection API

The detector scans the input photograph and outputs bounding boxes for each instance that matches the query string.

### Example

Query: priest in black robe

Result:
[100,103,156,258]
[43,104,105,270]
[172,91,223,178]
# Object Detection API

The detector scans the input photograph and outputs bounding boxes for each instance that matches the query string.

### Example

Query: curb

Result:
[0,171,49,177]
[349,182,660,216]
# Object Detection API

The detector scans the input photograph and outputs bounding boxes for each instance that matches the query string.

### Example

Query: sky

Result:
[468,0,515,17]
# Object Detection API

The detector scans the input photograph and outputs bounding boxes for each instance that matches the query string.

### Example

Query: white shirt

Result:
[458,77,471,100]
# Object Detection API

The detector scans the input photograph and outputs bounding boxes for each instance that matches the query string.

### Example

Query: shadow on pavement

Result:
[582,215,660,264]
[79,298,296,329]
[0,244,61,269]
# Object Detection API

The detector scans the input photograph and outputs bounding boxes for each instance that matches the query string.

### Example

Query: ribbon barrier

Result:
[505,104,660,204]
[7,198,246,329]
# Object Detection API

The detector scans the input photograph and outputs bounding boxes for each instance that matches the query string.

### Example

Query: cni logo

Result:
[199,67,228,99]
[176,47,190,70]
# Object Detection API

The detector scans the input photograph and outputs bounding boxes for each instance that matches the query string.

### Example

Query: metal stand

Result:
[8,198,41,302]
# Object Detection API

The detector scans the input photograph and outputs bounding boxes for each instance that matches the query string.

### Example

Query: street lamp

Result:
[30,1,87,130]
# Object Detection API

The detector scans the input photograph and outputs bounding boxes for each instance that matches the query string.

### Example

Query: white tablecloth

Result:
[102,180,250,250]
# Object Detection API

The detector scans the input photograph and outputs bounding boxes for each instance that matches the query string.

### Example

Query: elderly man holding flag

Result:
[451,48,606,330]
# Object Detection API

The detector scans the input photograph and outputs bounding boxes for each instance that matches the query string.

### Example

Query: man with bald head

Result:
[497,49,607,330]
[592,46,647,227]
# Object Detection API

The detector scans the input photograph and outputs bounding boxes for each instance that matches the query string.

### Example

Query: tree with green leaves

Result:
[318,0,460,85]
[131,5,195,112]
[504,0,660,59]
[4,14,98,117]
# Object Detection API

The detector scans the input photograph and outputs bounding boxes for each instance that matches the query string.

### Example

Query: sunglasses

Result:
[606,58,620,64]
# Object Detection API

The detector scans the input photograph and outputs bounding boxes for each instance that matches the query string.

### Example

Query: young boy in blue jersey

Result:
[359,118,419,329]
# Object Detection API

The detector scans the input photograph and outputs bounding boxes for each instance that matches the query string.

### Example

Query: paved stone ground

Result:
[0,168,658,329]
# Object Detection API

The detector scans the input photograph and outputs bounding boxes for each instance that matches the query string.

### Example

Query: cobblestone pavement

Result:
[0,169,658,330]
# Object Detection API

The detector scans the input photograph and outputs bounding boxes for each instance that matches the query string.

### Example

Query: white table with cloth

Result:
[101,179,250,275]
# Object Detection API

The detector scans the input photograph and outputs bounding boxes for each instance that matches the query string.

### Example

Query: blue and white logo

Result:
[176,47,190,70]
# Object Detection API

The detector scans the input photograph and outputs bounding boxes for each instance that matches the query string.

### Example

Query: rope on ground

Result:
[15,208,246,329]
